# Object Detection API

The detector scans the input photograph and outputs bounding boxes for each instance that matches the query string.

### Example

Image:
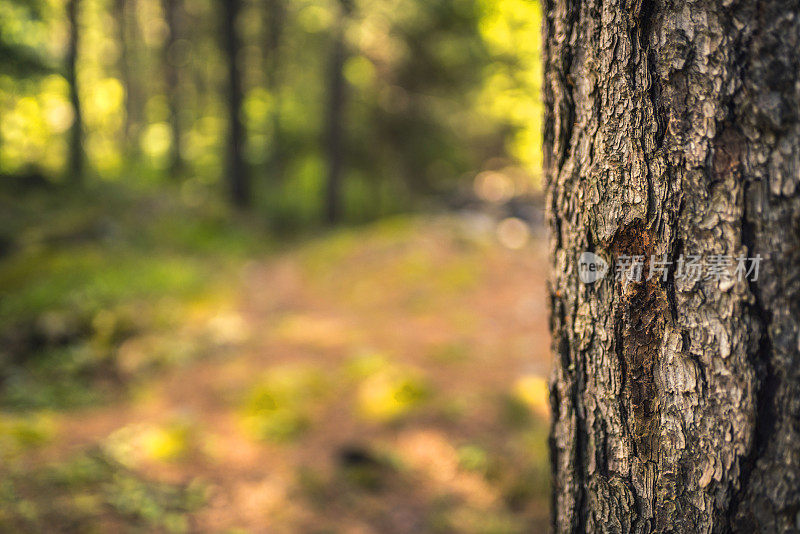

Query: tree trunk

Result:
[222,0,248,208]
[115,0,142,159]
[324,0,350,225]
[544,1,800,533]
[263,0,284,177]
[162,0,184,176]
[65,0,83,181]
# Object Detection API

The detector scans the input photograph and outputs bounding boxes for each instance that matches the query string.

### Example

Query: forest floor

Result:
[0,186,552,533]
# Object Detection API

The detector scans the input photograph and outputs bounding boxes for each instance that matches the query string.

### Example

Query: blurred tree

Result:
[162,0,184,176]
[324,0,352,225]
[114,0,142,159]
[349,0,495,204]
[0,0,537,220]
[262,0,284,178]
[65,0,83,182]
[221,0,248,207]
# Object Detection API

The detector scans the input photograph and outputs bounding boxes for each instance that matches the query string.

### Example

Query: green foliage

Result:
[350,353,430,423]
[0,412,54,461]
[457,444,490,473]
[0,452,206,532]
[477,0,544,175]
[0,0,542,223]
[241,364,328,442]
[0,0,51,77]
[0,184,266,408]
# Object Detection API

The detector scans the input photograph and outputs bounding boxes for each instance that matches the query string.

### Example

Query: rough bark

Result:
[222,0,249,208]
[65,0,83,181]
[544,0,800,532]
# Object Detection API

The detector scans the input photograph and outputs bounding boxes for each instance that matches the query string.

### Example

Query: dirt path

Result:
[44,217,553,533]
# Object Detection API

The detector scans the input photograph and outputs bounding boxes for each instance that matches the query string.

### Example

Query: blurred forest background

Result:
[0,0,551,531]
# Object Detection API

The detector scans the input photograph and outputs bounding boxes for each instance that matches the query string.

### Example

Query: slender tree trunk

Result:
[65,0,83,181]
[162,0,184,176]
[544,1,800,532]
[115,0,142,158]
[324,2,349,225]
[263,0,284,177]
[222,0,248,207]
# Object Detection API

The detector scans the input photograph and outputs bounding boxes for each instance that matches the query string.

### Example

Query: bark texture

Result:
[544,0,800,532]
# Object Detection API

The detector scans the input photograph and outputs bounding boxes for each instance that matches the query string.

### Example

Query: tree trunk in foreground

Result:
[544,0,800,532]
